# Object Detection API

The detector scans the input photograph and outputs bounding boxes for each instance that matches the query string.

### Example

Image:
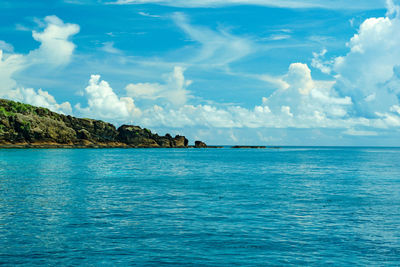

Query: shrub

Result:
[0,107,13,117]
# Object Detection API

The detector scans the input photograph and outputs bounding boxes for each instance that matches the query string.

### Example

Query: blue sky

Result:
[2,0,400,145]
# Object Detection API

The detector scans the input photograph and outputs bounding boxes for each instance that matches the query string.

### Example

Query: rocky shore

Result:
[0,98,204,148]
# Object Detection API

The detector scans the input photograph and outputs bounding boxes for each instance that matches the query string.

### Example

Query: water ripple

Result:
[0,148,400,265]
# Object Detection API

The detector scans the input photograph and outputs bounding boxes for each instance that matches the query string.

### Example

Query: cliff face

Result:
[0,99,189,148]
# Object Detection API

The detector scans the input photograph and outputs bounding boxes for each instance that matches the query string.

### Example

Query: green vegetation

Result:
[0,106,14,117]
[35,107,49,116]
[14,102,33,114]
[0,100,36,117]
[20,120,31,132]
[0,100,55,121]
[0,98,191,148]
[8,101,34,115]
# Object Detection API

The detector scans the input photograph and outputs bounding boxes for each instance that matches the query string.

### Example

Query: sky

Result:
[2,0,400,146]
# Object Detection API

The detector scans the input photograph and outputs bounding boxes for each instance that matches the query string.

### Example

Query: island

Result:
[0,98,206,148]
[0,99,275,149]
[232,146,267,149]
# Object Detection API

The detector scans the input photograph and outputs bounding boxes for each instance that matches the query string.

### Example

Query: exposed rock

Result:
[174,135,189,147]
[231,146,266,149]
[195,140,207,148]
[77,129,91,140]
[117,125,154,146]
[0,98,201,148]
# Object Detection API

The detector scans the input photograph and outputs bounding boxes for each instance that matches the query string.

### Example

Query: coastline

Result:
[1,99,277,149]
[0,143,275,149]
[0,99,197,149]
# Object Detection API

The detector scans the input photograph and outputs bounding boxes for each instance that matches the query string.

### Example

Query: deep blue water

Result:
[1,147,400,266]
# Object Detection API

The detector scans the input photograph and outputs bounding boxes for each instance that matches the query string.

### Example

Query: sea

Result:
[1,147,400,266]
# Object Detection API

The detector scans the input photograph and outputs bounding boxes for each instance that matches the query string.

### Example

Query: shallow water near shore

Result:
[1,147,400,265]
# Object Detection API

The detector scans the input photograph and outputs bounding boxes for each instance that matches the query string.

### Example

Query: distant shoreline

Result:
[0,143,279,149]
[0,98,202,149]
[2,145,398,149]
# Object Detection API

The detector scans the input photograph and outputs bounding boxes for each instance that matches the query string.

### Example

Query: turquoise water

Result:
[1,147,400,265]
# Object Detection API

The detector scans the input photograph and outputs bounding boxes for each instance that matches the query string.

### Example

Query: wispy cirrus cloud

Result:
[172,12,255,67]
[2,1,400,146]
[138,11,161,18]
[100,41,122,54]
[110,0,384,10]
[0,41,14,52]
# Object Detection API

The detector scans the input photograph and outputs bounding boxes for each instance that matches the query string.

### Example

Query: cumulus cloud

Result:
[4,4,400,145]
[134,63,357,129]
[76,75,141,121]
[7,88,72,114]
[77,5,400,132]
[0,49,73,115]
[0,16,78,114]
[125,66,192,106]
[264,63,352,119]
[0,50,25,94]
[386,0,400,16]
[311,49,332,74]
[178,0,397,135]
[0,16,79,91]
[309,0,400,119]
[28,15,80,66]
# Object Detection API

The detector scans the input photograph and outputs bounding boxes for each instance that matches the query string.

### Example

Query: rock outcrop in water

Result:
[194,141,207,148]
[0,98,191,148]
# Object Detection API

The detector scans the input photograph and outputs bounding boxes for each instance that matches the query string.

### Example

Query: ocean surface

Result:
[1,147,400,266]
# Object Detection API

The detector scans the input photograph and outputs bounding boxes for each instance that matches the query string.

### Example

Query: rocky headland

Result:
[0,98,201,148]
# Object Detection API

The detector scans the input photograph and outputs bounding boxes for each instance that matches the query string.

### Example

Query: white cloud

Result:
[386,0,400,16]
[263,63,351,120]
[4,4,400,146]
[0,41,14,52]
[100,41,122,54]
[0,50,25,94]
[95,38,400,132]
[343,129,378,136]
[310,1,400,118]
[15,24,31,32]
[1,16,79,95]
[265,34,291,41]
[76,75,141,121]
[28,15,80,66]
[139,104,236,128]
[132,62,399,131]
[7,88,72,114]
[375,111,400,127]
[311,49,332,74]
[0,16,79,115]
[138,11,161,18]
[126,66,192,106]
[257,74,289,91]
[126,82,164,99]
[172,12,254,67]
[390,104,400,114]
[281,106,293,117]
[111,0,384,10]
